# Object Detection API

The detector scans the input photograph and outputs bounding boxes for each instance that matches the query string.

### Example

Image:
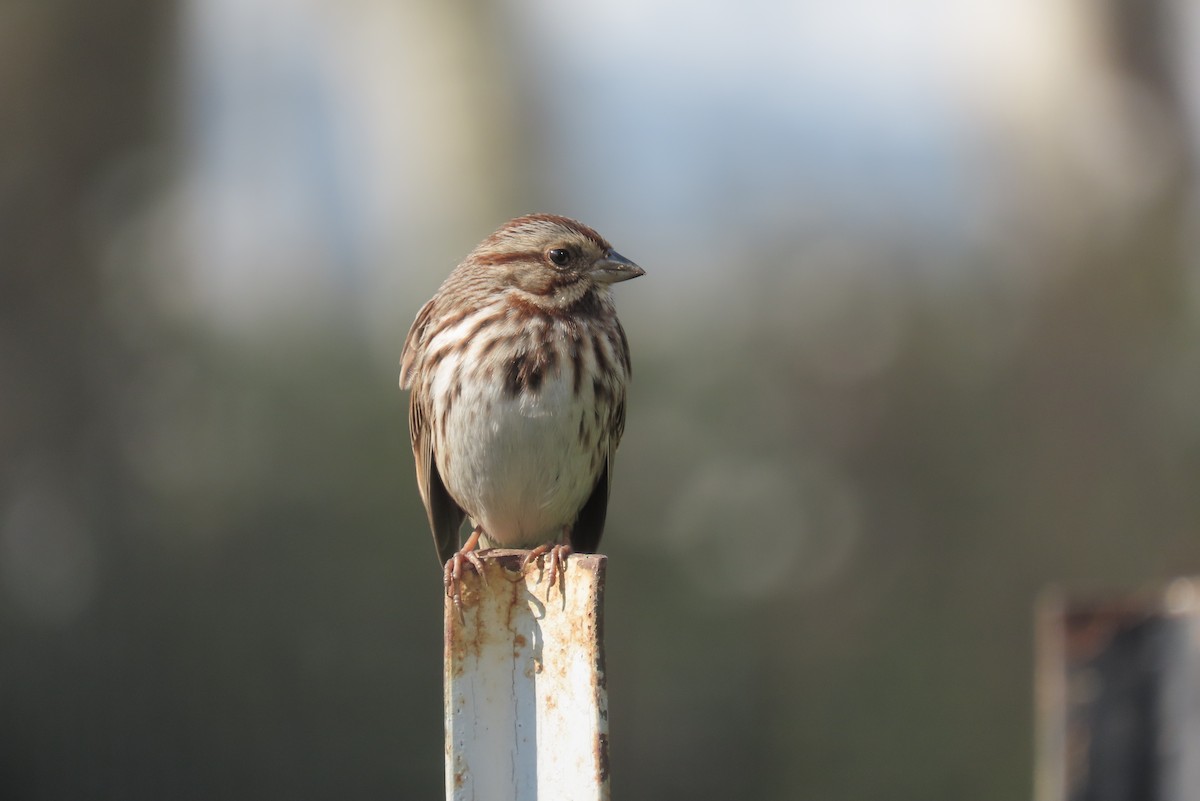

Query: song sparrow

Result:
[400,214,644,606]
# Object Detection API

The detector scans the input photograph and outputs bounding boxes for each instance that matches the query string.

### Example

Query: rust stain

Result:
[593,557,608,690]
[595,731,610,783]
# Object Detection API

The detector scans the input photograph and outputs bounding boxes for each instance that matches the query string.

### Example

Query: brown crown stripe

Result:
[492,213,611,251]
[551,217,608,249]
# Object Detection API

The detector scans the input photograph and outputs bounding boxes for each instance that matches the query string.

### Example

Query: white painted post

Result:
[444,550,610,801]
[1035,578,1200,801]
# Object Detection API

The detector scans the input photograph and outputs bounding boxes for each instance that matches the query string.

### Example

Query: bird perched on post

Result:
[400,214,644,608]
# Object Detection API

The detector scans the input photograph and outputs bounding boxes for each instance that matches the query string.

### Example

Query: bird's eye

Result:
[547,248,570,267]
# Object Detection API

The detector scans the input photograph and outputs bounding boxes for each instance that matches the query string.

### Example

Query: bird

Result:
[400,214,644,607]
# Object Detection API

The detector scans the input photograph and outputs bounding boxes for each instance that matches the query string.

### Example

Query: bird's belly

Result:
[436,373,600,548]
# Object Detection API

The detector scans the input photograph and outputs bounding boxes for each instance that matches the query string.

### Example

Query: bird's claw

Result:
[521,543,572,594]
[444,549,487,619]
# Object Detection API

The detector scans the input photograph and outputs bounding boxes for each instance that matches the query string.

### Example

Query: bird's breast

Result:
[423,313,623,547]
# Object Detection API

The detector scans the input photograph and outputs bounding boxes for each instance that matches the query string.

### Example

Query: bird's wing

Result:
[399,298,436,390]
[570,393,624,554]
[572,320,633,554]
[409,389,465,565]
[570,457,609,554]
[401,298,465,564]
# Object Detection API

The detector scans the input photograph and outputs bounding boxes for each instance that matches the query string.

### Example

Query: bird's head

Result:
[466,214,644,309]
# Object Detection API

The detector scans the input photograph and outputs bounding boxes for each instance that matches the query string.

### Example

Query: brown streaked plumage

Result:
[400,214,644,606]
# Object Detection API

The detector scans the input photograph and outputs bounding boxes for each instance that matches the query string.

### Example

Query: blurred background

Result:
[4,0,1200,798]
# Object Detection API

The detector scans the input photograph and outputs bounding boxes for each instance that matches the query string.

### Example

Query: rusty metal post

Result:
[1035,579,1200,801]
[444,550,609,801]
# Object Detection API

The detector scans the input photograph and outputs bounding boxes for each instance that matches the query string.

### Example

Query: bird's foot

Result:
[521,543,573,592]
[444,527,487,617]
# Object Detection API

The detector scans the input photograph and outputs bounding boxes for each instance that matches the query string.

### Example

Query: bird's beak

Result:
[590,249,645,284]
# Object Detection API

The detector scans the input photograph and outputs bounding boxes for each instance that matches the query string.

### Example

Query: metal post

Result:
[1035,578,1200,801]
[444,550,609,801]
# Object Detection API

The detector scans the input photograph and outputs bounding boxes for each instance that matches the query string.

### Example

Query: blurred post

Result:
[444,551,609,801]
[1035,580,1200,801]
